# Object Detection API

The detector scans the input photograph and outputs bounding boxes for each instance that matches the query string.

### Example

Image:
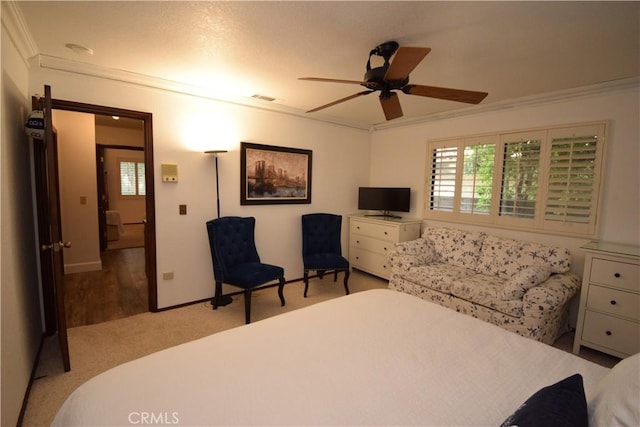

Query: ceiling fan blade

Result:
[384,47,431,80]
[403,84,488,104]
[380,92,403,121]
[307,90,373,113]
[299,77,367,85]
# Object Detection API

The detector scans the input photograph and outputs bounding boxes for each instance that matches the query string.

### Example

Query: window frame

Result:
[423,121,607,238]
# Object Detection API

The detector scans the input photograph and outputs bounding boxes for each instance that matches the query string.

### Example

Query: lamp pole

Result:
[205,150,227,217]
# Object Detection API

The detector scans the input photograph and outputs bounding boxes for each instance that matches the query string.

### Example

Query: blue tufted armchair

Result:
[301,213,350,297]
[206,216,285,324]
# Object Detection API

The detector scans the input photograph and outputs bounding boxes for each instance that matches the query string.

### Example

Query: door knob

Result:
[41,241,72,252]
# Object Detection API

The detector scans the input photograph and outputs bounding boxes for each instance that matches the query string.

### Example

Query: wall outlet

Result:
[179,204,187,215]
[162,272,174,280]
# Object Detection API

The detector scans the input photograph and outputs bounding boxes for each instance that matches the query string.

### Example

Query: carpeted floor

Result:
[22,270,619,426]
[23,271,388,426]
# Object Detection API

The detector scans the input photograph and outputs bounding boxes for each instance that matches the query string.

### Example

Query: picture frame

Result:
[240,142,312,205]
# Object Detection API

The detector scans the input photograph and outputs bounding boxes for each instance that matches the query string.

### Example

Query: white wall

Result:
[29,68,371,308]
[370,84,640,276]
[1,23,43,427]
[52,110,102,273]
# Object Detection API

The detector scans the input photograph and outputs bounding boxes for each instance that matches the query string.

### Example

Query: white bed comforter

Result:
[53,289,609,426]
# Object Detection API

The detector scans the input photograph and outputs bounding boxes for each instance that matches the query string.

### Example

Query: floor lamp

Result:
[205,150,232,306]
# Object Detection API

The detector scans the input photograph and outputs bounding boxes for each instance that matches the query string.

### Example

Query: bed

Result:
[105,210,124,241]
[53,289,638,426]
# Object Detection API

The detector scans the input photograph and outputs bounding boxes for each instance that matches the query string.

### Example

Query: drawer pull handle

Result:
[610,300,617,305]
[605,330,612,336]
[614,273,621,278]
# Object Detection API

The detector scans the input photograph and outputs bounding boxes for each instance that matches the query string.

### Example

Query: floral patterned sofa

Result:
[387,226,580,344]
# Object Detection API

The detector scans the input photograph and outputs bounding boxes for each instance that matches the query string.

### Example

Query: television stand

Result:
[349,215,422,279]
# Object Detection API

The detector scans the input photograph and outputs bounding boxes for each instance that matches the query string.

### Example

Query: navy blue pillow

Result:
[500,374,588,427]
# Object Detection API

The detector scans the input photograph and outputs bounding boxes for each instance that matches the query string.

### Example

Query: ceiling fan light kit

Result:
[300,41,488,121]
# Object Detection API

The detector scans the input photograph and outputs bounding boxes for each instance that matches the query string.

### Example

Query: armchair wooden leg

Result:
[343,270,350,295]
[244,289,252,324]
[303,270,310,298]
[278,277,285,306]
[333,271,338,282]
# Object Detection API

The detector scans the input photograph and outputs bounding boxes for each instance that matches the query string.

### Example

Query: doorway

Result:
[51,99,157,327]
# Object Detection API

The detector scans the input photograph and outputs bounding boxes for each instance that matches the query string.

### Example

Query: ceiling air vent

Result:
[251,94,277,102]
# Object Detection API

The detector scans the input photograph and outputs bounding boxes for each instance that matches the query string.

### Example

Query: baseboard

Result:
[155,276,308,312]
[64,260,102,274]
[17,333,46,427]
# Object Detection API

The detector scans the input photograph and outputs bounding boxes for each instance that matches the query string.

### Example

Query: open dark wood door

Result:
[33,85,71,371]
[96,145,108,252]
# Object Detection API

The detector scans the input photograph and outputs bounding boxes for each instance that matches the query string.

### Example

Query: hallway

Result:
[64,247,148,328]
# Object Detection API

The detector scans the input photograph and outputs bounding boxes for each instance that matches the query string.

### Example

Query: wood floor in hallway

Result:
[64,247,148,328]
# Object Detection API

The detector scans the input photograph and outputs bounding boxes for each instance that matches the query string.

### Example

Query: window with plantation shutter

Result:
[429,145,458,213]
[424,122,606,238]
[462,140,496,215]
[499,136,541,220]
[542,124,604,236]
[120,160,146,197]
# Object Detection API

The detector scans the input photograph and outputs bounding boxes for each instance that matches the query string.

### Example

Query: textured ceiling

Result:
[15,1,640,128]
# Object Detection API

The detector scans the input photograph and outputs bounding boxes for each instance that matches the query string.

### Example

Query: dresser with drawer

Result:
[573,241,640,358]
[349,215,422,279]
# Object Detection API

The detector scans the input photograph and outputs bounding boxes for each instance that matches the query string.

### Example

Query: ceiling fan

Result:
[299,41,488,121]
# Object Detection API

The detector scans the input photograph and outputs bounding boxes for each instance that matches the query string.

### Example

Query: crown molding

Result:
[371,77,640,131]
[37,54,372,131]
[1,1,39,64]
[28,53,640,134]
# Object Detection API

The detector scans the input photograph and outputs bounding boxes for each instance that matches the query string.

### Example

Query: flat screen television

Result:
[358,187,410,218]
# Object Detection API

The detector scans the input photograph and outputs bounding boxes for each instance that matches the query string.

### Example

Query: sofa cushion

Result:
[500,265,552,301]
[449,274,524,317]
[393,238,438,268]
[424,227,486,270]
[476,235,571,279]
[400,263,475,294]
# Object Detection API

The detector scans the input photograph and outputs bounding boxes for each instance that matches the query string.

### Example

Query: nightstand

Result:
[573,241,640,358]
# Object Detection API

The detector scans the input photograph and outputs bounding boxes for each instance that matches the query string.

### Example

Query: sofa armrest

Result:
[387,238,436,272]
[522,272,580,316]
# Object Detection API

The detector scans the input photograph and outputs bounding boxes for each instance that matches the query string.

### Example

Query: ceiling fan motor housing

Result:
[363,66,409,91]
